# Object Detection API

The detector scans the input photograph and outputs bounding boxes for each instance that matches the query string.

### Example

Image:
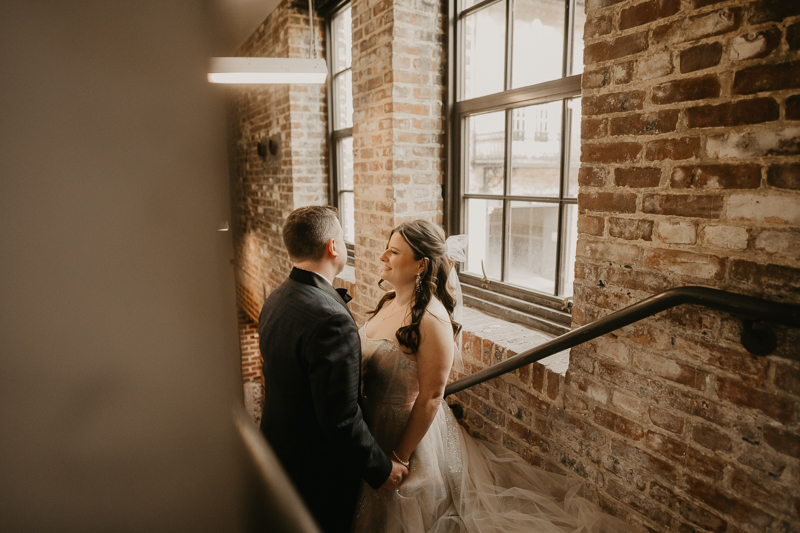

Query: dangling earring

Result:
[415,273,421,293]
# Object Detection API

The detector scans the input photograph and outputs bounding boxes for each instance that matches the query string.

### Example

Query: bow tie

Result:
[336,287,352,304]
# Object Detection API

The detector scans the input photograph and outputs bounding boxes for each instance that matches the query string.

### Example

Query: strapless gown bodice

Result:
[353,325,633,533]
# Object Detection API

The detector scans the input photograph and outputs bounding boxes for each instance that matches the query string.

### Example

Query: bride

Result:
[352,220,633,533]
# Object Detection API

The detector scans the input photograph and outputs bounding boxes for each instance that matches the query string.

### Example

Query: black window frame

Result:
[445,0,584,334]
[324,0,356,264]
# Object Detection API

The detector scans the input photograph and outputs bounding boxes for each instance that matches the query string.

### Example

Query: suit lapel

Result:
[289,267,353,318]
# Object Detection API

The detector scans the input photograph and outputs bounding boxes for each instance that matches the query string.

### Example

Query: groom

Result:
[258,206,407,533]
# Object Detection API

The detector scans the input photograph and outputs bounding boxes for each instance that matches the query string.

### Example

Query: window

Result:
[327,5,355,259]
[449,0,585,333]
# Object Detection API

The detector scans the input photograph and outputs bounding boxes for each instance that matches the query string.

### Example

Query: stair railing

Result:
[445,286,800,400]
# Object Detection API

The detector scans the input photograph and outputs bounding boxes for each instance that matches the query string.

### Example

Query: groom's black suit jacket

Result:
[258,268,392,533]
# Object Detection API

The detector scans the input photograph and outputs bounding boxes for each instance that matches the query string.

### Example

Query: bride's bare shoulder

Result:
[422,298,451,329]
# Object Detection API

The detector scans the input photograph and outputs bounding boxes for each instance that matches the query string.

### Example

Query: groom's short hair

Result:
[283,205,340,262]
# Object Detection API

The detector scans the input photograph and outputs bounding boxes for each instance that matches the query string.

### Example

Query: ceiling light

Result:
[208,57,327,84]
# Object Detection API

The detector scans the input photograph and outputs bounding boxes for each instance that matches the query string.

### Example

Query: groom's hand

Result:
[379,460,408,491]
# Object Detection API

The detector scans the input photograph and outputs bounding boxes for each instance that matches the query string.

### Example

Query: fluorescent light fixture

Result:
[208,57,327,84]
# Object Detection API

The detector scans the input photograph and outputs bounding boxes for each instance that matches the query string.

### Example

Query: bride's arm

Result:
[392,312,454,464]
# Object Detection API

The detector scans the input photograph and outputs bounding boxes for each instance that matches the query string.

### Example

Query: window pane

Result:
[467,111,505,195]
[510,101,562,197]
[511,0,565,89]
[461,0,506,100]
[333,70,353,129]
[565,97,580,197]
[341,192,355,244]
[465,198,503,280]
[506,201,559,294]
[332,8,352,73]
[338,137,354,190]
[571,0,586,75]
[560,203,577,297]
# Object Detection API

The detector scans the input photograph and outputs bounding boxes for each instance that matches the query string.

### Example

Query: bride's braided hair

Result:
[369,220,462,355]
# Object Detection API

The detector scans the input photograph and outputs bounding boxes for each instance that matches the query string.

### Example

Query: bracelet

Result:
[392,450,410,468]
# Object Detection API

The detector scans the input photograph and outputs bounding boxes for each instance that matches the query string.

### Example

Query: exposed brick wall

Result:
[228,0,329,325]
[227,0,329,411]
[349,0,447,323]
[455,1,800,531]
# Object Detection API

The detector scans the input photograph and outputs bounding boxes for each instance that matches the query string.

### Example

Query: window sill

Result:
[459,305,570,377]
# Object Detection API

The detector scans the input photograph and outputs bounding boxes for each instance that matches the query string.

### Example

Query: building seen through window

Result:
[328,6,355,248]
[453,0,585,312]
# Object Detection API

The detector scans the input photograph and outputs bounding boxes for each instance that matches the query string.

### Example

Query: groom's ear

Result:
[327,237,340,258]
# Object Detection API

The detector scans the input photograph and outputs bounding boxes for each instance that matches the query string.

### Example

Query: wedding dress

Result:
[352,324,633,533]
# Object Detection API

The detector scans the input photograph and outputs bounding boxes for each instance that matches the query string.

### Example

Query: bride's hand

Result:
[379,459,409,491]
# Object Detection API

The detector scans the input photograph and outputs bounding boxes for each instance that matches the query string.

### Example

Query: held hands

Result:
[379,459,409,491]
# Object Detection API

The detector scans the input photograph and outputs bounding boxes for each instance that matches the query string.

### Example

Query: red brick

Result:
[615,167,661,188]
[652,7,741,46]
[764,425,800,459]
[578,166,608,187]
[652,74,720,105]
[680,41,723,73]
[583,90,645,116]
[610,109,679,136]
[691,0,724,7]
[788,95,800,121]
[633,351,708,389]
[692,424,732,452]
[594,407,644,440]
[675,337,768,381]
[619,0,681,31]
[603,478,674,524]
[686,97,779,129]
[581,117,607,140]
[578,215,605,236]
[612,61,635,85]
[584,32,649,64]
[670,164,762,189]
[582,142,642,164]
[649,405,685,434]
[582,66,612,90]
[685,476,774,530]
[579,192,638,213]
[609,217,653,241]
[642,248,726,280]
[649,482,729,533]
[716,375,796,423]
[546,370,560,400]
[610,438,678,482]
[731,467,797,517]
[585,14,613,39]
[730,259,800,292]
[645,136,701,161]
[767,163,800,190]
[730,27,781,61]
[646,431,726,481]
[733,60,800,95]
[642,193,723,218]
[748,0,800,24]
[774,362,800,395]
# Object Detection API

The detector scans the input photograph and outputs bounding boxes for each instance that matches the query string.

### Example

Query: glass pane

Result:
[333,70,353,129]
[560,204,578,297]
[461,0,506,100]
[461,0,483,12]
[465,198,503,281]
[467,111,506,195]
[332,7,352,73]
[510,101,562,197]
[506,201,559,294]
[566,98,580,197]
[341,192,355,244]
[338,137,354,190]
[571,0,586,75]
[511,0,565,89]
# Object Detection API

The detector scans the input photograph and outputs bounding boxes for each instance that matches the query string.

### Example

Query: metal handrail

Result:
[445,286,800,398]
